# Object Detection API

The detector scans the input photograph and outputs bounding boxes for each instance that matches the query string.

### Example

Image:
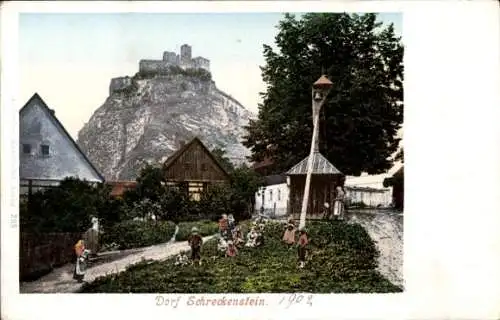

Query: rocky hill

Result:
[77,68,254,181]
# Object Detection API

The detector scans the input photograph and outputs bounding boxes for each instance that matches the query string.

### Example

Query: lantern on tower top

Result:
[312,75,333,101]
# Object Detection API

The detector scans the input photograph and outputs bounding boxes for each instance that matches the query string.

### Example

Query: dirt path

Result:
[347,210,404,289]
[20,235,215,293]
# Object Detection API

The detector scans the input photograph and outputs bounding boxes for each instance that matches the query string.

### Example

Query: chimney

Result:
[179,140,186,148]
[49,109,55,115]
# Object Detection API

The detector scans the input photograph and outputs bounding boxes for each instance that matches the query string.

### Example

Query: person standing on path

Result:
[73,240,87,282]
[188,227,203,265]
[297,228,309,269]
[333,186,345,220]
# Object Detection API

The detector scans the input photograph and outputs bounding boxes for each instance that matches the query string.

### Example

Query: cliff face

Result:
[77,72,254,181]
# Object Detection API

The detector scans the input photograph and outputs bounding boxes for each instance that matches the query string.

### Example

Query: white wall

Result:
[345,187,392,207]
[255,183,289,216]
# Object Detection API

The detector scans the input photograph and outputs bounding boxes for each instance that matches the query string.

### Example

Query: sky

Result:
[19,12,402,139]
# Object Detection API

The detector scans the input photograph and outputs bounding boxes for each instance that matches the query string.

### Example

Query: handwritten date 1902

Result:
[278,294,313,308]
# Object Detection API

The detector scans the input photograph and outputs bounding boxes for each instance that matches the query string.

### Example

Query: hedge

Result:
[174,220,219,241]
[100,220,176,250]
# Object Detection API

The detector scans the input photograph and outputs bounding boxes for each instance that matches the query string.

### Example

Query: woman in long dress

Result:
[73,240,87,283]
[333,186,345,220]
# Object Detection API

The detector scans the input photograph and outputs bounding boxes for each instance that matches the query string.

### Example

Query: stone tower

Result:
[180,44,192,65]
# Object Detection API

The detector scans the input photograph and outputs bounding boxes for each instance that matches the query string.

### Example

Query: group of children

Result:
[177,214,269,266]
[282,219,310,268]
[217,214,265,257]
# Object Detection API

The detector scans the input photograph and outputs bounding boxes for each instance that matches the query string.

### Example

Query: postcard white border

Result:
[2,1,500,320]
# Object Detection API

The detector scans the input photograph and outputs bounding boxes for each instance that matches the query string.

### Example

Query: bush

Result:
[100,220,176,250]
[21,178,112,234]
[174,220,219,241]
[82,220,401,293]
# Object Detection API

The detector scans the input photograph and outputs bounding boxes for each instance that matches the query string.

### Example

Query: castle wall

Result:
[192,57,210,71]
[138,46,210,74]
[139,60,173,74]
[109,76,133,95]
[163,51,179,64]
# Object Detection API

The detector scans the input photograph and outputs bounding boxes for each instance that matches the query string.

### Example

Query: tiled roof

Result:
[345,185,388,193]
[107,181,137,197]
[251,157,273,169]
[286,152,343,176]
[263,174,286,186]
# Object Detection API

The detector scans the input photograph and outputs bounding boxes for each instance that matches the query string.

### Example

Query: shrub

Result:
[100,220,176,250]
[174,220,219,241]
[21,177,112,234]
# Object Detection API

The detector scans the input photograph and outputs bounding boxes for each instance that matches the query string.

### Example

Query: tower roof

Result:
[286,152,342,176]
[313,75,333,88]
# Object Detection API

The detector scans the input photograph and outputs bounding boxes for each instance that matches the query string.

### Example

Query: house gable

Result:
[163,137,230,182]
[19,93,105,182]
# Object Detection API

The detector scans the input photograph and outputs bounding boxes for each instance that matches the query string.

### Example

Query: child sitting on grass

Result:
[226,240,238,257]
[232,226,244,247]
[217,236,228,254]
[187,227,203,266]
[282,219,296,245]
[218,214,229,239]
[175,251,189,266]
[297,227,309,269]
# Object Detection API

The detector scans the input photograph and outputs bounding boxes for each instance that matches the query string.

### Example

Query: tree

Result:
[243,13,404,176]
[229,164,265,219]
[395,147,404,163]
[133,164,165,202]
[211,147,236,173]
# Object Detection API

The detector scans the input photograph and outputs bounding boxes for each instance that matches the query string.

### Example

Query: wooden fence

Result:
[20,232,83,280]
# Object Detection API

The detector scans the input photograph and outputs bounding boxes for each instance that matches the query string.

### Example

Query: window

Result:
[269,190,273,202]
[188,182,204,201]
[22,144,31,154]
[278,189,281,201]
[41,144,50,156]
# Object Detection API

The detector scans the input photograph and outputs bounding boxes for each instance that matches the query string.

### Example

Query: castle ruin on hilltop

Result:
[139,44,210,74]
[109,44,211,95]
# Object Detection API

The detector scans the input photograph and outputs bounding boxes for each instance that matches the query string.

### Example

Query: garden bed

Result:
[82,220,402,293]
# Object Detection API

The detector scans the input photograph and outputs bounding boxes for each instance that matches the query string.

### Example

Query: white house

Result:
[344,164,403,208]
[345,185,392,207]
[255,174,289,217]
[20,93,105,194]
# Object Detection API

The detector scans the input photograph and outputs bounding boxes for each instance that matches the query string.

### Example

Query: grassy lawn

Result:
[82,219,402,293]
